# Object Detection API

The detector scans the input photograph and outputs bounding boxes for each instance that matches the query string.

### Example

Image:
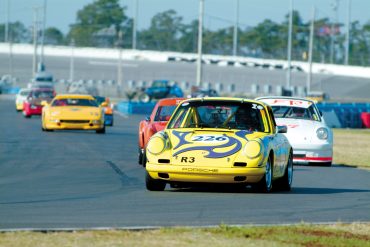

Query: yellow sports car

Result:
[41,94,106,134]
[145,97,293,192]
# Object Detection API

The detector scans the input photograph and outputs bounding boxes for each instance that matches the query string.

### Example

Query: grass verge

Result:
[333,129,370,168]
[1,223,370,247]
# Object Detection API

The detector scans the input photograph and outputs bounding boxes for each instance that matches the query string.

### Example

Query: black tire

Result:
[142,150,147,167]
[138,93,151,103]
[96,126,106,134]
[255,156,273,193]
[23,112,31,118]
[138,147,143,165]
[145,171,166,191]
[275,152,293,191]
[322,162,332,167]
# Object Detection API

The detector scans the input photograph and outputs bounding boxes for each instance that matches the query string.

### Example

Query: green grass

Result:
[333,129,370,168]
[1,223,370,247]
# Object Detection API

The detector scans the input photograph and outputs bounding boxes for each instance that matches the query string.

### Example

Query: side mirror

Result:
[41,100,48,106]
[145,116,150,121]
[276,125,288,134]
[101,102,108,107]
[319,110,323,116]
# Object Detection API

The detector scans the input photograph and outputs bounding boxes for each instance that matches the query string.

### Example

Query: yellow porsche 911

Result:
[41,94,106,134]
[145,97,293,192]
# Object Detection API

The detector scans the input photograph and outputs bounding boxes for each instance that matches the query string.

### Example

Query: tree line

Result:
[1,0,370,66]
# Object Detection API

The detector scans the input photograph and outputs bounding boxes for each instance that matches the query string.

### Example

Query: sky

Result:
[0,0,369,34]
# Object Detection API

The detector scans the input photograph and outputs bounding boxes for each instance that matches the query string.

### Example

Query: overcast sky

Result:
[0,0,369,33]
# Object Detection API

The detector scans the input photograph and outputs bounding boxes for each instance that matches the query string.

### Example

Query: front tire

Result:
[145,171,166,191]
[138,147,143,165]
[96,126,106,134]
[255,156,273,193]
[138,93,151,103]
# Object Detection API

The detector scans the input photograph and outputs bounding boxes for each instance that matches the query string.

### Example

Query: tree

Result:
[139,10,184,51]
[0,21,30,43]
[44,27,64,45]
[67,0,127,47]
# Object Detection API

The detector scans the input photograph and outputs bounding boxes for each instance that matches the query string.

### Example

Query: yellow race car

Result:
[145,97,293,192]
[41,94,106,134]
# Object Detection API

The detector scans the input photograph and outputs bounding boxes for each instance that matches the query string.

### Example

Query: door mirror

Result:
[145,116,150,121]
[276,125,287,134]
[101,102,108,107]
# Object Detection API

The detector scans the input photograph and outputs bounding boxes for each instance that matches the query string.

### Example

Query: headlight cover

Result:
[147,136,167,155]
[316,127,329,140]
[244,140,262,159]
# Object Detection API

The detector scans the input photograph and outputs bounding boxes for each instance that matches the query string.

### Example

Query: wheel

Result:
[138,93,151,103]
[142,150,147,167]
[138,147,143,165]
[322,162,332,167]
[96,126,106,134]
[255,156,273,193]
[275,152,293,191]
[23,112,31,118]
[145,171,166,191]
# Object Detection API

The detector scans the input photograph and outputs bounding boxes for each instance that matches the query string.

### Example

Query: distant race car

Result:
[138,98,185,166]
[256,96,333,166]
[145,97,293,192]
[94,96,114,126]
[138,80,184,103]
[23,88,55,118]
[15,88,31,111]
[41,94,106,134]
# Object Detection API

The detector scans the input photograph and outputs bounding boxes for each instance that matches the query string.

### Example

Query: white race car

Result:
[256,96,333,166]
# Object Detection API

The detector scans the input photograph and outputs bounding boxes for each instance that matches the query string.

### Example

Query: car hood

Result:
[275,118,321,144]
[165,129,266,167]
[49,106,102,120]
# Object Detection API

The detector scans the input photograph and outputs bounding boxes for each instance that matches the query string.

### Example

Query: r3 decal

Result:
[181,157,195,163]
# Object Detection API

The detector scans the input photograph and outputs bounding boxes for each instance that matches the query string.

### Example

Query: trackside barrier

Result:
[317,102,370,128]
[116,101,156,115]
[0,86,20,94]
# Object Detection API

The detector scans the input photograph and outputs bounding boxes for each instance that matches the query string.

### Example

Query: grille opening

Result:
[294,154,306,158]
[234,162,247,167]
[234,176,246,182]
[158,173,169,179]
[158,159,170,164]
[60,120,89,124]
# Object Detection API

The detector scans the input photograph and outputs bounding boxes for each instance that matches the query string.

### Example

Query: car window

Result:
[168,101,267,132]
[51,98,98,107]
[272,105,319,121]
[32,91,54,98]
[20,90,30,96]
[154,105,177,121]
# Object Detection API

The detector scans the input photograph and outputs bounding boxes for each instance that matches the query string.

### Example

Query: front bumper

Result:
[292,143,333,164]
[146,163,265,184]
[44,120,104,130]
[16,102,24,110]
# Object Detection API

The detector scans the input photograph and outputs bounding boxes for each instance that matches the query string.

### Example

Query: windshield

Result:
[272,105,320,121]
[167,101,268,132]
[51,98,98,107]
[154,105,177,121]
[31,90,54,98]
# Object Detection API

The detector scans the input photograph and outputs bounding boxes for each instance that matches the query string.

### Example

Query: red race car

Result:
[138,98,185,166]
[23,88,55,118]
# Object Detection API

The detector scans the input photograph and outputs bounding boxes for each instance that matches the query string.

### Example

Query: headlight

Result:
[147,136,167,155]
[243,140,262,159]
[316,127,329,140]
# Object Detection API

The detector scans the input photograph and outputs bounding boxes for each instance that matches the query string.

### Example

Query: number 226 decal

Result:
[191,135,228,142]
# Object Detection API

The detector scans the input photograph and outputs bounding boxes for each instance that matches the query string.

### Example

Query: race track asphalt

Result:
[0,95,370,230]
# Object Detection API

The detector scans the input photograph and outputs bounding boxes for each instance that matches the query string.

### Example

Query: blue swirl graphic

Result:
[172,133,242,159]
